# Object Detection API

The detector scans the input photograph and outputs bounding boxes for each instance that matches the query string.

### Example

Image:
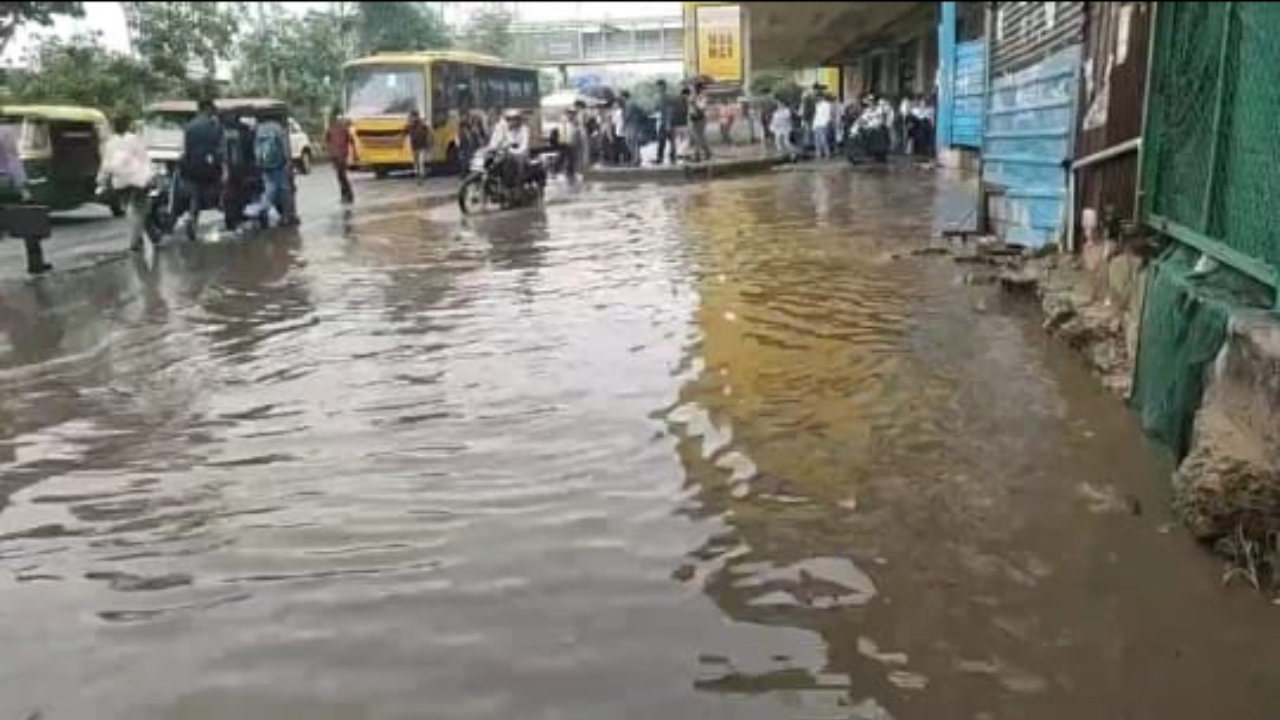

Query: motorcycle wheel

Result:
[457,175,485,215]
[524,180,544,205]
[145,201,170,244]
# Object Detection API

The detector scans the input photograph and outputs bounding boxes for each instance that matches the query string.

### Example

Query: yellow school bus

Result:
[343,50,541,176]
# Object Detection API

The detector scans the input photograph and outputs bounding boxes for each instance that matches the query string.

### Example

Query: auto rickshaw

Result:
[0,105,122,216]
[142,98,297,240]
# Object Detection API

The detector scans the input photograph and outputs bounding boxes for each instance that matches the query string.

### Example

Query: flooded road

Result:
[4,168,1280,720]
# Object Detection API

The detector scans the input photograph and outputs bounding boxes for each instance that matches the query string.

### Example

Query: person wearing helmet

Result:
[489,109,530,158]
[488,109,531,190]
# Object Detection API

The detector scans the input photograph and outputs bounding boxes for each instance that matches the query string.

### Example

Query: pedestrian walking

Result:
[813,93,834,159]
[179,98,224,242]
[654,79,674,165]
[406,110,433,184]
[689,82,713,163]
[671,86,691,162]
[0,125,48,274]
[460,111,488,171]
[801,84,818,152]
[718,101,737,145]
[254,115,297,226]
[608,99,627,165]
[760,95,776,148]
[559,105,586,184]
[770,100,796,161]
[221,113,257,230]
[96,114,153,252]
[324,108,355,204]
[621,91,643,166]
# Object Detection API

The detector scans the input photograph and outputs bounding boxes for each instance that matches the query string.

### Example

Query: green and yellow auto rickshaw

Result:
[0,105,122,216]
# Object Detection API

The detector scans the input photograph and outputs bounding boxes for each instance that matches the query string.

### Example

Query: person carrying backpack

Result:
[254,116,297,227]
[179,98,224,241]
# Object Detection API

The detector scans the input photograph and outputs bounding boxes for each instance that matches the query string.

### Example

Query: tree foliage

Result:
[0,2,83,55]
[4,33,161,119]
[124,1,242,85]
[458,6,512,58]
[356,2,449,55]
[750,72,802,107]
[235,11,348,131]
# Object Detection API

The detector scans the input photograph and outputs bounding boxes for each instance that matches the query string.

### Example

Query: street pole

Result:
[259,1,276,96]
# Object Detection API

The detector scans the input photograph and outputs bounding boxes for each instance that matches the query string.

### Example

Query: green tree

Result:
[458,6,512,58]
[356,1,449,54]
[5,33,160,118]
[124,1,243,86]
[750,71,802,107]
[0,2,83,55]
[235,11,348,131]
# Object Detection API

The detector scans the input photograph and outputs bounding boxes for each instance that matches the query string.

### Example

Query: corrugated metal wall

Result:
[1075,2,1152,227]
[983,44,1082,247]
[982,1,1085,247]
[991,0,1085,75]
[937,1,985,153]
[952,40,986,148]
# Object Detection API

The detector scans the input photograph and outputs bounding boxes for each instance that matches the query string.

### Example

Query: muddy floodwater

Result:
[4,168,1280,720]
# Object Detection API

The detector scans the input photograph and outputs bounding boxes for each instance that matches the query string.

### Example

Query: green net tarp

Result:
[1144,3,1280,281]
[1131,245,1273,458]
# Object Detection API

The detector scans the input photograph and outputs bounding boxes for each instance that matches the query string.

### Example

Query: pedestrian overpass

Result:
[510,16,684,69]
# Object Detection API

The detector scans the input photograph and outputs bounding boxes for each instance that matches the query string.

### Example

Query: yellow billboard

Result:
[694,4,742,84]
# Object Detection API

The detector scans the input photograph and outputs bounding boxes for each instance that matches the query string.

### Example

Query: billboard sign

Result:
[694,4,742,84]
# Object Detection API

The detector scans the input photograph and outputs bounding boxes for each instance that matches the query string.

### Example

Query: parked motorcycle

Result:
[457,148,548,215]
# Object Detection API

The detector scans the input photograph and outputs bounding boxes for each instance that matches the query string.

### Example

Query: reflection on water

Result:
[3,169,1280,720]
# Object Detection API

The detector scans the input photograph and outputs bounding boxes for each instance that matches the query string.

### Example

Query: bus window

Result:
[431,64,447,122]
[476,67,505,109]
[346,65,425,117]
[432,62,479,127]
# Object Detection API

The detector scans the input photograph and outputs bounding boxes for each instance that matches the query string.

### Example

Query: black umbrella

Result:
[579,85,617,105]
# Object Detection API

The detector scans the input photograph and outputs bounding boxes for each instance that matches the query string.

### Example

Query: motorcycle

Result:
[457,148,547,215]
[847,107,891,165]
[143,159,183,243]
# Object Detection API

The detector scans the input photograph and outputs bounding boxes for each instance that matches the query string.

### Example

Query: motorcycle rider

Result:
[487,108,531,190]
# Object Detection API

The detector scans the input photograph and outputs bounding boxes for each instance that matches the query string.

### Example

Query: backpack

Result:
[181,116,222,183]
[255,122,287,171]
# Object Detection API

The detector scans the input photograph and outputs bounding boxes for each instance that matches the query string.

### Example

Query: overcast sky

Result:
[2,2,681,66]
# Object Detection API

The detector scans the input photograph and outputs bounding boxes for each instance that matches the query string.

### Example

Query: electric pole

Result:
[259,1,275,95]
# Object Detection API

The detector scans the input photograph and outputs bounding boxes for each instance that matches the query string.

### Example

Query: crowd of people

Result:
[546,79,715,180]
[762,84,936,164]
[540,79,937,181]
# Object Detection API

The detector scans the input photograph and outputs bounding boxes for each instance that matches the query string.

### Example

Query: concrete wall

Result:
[1175,311,1280,542]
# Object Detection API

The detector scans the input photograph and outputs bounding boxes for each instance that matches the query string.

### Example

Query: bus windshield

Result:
[346,66,426,117]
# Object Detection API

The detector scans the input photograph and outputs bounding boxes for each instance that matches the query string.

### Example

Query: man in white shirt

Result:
[812,94,834,159]
[488,109,531,158]
[488,109,532,188]
[97,115,154,251]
